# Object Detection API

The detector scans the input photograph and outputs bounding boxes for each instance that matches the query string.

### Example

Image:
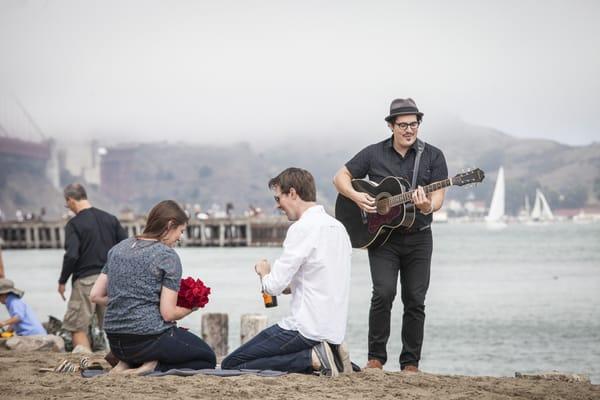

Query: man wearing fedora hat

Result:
[333,98,448,372]
[0,278,47,336]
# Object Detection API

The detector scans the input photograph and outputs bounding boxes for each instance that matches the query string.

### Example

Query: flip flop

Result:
[38,359,80,373]
[80,357,104,371]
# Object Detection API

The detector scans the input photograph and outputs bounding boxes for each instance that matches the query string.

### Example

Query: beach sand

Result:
[1,350,598,400]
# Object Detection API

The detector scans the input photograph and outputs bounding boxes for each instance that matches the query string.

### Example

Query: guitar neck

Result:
[389,178,453,207]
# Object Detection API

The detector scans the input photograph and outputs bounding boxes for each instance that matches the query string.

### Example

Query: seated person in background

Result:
[0,278,47,336]
[90,200,216,374]
[221,168,353,376]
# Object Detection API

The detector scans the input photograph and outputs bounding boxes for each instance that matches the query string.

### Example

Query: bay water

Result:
[2,222,599,382]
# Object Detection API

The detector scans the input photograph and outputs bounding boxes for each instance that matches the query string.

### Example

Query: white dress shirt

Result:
[262,205,352,344]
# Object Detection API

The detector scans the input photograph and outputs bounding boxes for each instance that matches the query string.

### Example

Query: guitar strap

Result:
[411,138,431,232]
[411,138,426,189]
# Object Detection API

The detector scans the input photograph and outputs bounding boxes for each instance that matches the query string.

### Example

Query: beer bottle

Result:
[262,291,278,308]
[259,276,277,308]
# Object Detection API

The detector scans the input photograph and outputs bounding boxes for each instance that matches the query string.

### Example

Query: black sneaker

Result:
[312,342,339,377]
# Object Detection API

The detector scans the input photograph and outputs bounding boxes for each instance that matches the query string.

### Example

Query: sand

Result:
[1,350,598,400]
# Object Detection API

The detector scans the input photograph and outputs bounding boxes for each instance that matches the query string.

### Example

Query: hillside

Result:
[1,120,598,219]
[262,120,600,214]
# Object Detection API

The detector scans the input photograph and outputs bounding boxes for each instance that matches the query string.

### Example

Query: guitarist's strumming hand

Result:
[412,186,434,215]
[352,191,377,213]
[333,166,377,213]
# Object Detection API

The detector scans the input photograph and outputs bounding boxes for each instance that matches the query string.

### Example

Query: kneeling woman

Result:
[91,200,216,374]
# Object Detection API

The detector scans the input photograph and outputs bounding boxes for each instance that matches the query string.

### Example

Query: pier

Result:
[0,217,290,249]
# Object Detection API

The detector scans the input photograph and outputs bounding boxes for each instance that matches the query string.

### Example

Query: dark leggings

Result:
[108,327,216,372]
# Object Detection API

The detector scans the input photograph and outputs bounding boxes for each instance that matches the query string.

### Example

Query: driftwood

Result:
[4,335,65,352]
[515,371,590,384]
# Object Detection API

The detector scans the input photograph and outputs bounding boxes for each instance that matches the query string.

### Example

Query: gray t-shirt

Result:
[102,237,182,335]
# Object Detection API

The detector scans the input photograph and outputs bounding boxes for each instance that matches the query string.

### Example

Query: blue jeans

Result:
[221,324,319,373]
[108,327,216,372]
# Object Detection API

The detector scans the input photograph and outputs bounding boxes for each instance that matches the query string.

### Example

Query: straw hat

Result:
[0,278,24,298]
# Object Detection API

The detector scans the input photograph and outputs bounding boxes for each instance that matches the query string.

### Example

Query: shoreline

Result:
[1,350,598,400]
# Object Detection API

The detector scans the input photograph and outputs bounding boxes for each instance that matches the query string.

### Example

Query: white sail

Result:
[531,189,554,221]
[531,189,542,220]
[486,166,506,226]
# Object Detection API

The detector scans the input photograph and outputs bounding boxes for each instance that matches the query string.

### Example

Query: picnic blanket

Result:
[81,368,288,378]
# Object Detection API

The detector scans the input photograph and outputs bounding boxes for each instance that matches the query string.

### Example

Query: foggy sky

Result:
[1,0,599,146]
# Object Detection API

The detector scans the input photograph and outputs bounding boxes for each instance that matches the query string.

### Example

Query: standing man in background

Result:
[333,98,448,372]
[59,183,127,353]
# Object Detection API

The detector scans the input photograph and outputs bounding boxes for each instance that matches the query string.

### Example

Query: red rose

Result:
[177,277,211,309]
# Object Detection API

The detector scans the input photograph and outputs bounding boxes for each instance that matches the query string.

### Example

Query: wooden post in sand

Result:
[240,314,268,344]
[201,313,229,357]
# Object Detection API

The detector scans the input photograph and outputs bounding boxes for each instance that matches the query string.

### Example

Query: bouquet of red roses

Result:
[177,277,211,309]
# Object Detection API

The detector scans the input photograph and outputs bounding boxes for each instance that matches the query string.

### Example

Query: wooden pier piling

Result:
[201,313,229,358]
[240,314,268,345]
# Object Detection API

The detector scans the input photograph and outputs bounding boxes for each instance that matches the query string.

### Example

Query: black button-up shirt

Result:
[345,135,448,230]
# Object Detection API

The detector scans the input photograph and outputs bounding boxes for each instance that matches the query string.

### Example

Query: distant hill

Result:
[1,120,598,219]
[261,118,600,215]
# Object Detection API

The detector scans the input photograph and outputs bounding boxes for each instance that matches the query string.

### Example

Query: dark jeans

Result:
[367,229,432,368]
[221,324,319,373]
[107,326,217,372]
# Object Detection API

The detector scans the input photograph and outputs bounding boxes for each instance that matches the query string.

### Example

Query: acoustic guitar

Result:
[335,169,485,249]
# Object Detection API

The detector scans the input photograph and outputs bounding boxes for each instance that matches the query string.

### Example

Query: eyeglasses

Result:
[394,121,420,130]
[274,192,288,203]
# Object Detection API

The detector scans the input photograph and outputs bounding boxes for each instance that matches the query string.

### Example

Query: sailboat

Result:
[517,195,531,222]
[529,189,554,222]
[485,166,507,228]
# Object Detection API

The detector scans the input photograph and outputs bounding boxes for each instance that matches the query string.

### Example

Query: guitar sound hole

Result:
[376,195,391,215]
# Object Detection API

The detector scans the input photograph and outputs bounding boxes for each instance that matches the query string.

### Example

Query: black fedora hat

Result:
[384,98,424,122]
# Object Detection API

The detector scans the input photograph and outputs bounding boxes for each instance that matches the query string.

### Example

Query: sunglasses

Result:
[273,191,289,203]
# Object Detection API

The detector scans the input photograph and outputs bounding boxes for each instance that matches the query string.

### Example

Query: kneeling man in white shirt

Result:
[221,167,352,376]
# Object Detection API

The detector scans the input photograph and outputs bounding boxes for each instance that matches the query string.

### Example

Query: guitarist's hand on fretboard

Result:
[351,191,377,214]
[335,169,484,248]
[412,186,433,214]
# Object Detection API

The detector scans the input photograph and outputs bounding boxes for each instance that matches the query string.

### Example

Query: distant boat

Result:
[573,210,600,224]
[530,189,554,222]
[485,166,507,228]
[517,195,531,222]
